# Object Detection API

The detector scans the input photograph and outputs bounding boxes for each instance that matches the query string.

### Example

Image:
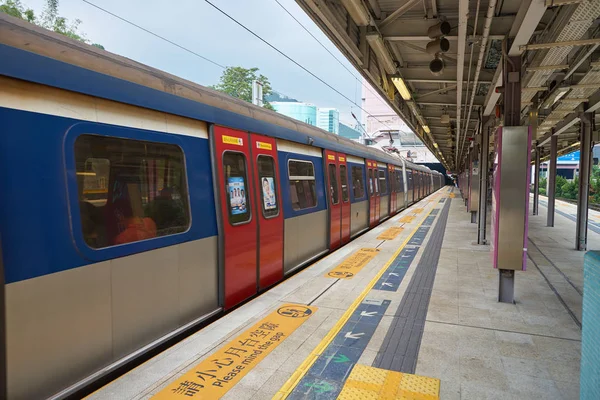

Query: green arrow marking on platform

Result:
[331,354,350,363]
[304,381,334,394]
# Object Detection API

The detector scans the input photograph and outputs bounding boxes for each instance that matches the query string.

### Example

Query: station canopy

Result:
[296,0,600,171]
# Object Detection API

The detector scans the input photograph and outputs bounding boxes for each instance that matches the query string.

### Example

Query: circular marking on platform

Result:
[328,271,354,278]
[277,305,313,318]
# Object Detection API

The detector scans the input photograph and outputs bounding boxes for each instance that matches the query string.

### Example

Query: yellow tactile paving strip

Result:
[338,365,440,400]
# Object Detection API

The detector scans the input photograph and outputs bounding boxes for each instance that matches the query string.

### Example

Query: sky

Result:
[21,0,388,126]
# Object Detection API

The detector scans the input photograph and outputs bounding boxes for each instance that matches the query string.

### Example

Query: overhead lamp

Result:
[433,142,439,148]
[429,57,444,76]
[423,125,431,134]
[391,76,411,100]
[366,32,397,74]
[340,0,371,26]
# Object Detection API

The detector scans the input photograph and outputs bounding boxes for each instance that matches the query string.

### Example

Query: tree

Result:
[211,67,275,110]
[0,0,103,48]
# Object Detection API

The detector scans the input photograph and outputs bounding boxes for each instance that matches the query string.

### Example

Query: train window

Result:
[368,169,373,195]
[374,170,379,194]
[257,155,279,218]
[224,152,251,225]
[397,171,404,192]
[288,160,317,210]
[378,170,388,195]
[351,166,365,199]
[328,164,339,205]
[74,134,190,249]
[340,165,349,202]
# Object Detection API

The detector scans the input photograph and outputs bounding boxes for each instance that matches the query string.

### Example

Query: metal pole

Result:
[576,112,593,251]
[533,146,540,215]
[478,125,489,244]
[547,134,558,227]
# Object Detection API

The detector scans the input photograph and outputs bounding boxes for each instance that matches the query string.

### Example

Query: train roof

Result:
[0,14,436,173]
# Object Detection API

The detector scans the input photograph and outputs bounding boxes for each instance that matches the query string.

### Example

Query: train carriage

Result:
[0,14,445,399]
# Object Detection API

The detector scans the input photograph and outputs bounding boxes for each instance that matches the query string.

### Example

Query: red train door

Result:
[339,154,351,245]
[325,150,341,250]
[212,126,258,309]
[250,134,284,290]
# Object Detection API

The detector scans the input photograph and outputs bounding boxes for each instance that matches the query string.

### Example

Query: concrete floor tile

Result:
[506,373,563,399]
[458,306,492,327]
[220,384,258,400]
[555,380,579,400]
[426,304,459,324]
[459,355,509,390]
[500,356,552,380]
[460,381,515,400]
[532,337,581,362]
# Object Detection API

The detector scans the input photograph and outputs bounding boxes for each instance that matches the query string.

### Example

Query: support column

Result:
[533,146,540,215]
[576,112,593,251]
[531,102,540,216]
[497,48,522,303]
[478,124,490,244]
[547,134,557,227]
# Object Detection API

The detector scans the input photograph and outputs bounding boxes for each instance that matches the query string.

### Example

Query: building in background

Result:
[338,122,362,141]
[361,79,437,164]
[271,102,317,126]
[317,108,340,134]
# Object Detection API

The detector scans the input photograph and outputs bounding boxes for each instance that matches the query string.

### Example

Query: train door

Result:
[250,134,284,290]
[339,154,351,245]
[367,160,378,227]
[389,165,396,214]
[325,150,341,250]
[212,126,258,309]
[378,165,388,221]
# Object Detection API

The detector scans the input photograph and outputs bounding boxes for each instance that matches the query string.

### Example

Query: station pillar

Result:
[547,133,557,227]
[576,112,594,251]
[533,146,540,215]
[496,47,524,304]
[477,123,490,244]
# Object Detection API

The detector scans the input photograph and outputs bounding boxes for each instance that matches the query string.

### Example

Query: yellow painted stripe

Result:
[152,304,317,399]
[399,215,416,223]
[377,226,404,240]
[273,205,436,400]
[326,248,380,279]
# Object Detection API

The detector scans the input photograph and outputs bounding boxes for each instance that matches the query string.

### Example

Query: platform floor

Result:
[88,188,585,400]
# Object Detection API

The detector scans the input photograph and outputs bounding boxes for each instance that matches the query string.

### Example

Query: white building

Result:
[361,80,437,163]
[317,108,339,134]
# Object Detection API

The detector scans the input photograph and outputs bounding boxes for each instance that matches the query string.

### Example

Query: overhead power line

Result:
[81,0,226,70]
[202,0,399,134]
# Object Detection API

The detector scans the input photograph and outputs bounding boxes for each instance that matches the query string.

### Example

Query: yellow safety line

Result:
[272,202,439,400]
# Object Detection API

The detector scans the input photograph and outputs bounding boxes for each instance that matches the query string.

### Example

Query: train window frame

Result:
[256,154,280,219]
[223,151,252,226]
[287,159,318,211]
[70,131,193,255]
[328,163,339,205]
[378,169,388,195]
[340,164,349,203]
[351,165,365,200]
[368,169,374,195]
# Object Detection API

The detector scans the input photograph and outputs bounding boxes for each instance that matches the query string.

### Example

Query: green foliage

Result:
[0,0,103,48]
[211,66,275,110]
[539,177,547,194]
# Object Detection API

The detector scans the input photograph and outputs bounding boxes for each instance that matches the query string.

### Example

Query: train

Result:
[0,14,444,399]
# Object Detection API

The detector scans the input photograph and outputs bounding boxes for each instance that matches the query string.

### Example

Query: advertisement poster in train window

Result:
[262,177,277,210]
[228,177,247,215]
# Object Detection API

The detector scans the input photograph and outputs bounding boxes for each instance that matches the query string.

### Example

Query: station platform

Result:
[88,187,583,400]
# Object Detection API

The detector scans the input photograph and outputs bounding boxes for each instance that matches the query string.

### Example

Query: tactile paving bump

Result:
[338,364,440,400]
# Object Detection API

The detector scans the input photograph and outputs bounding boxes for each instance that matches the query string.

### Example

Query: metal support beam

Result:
[379,0,421,29]
[520,38,600,52]
[533,147,541,215]
[576,112,593,251]
[478,124,490,244]
[547,134,558,227]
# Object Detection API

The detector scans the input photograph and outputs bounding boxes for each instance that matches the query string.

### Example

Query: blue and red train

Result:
[0,15,444,399]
